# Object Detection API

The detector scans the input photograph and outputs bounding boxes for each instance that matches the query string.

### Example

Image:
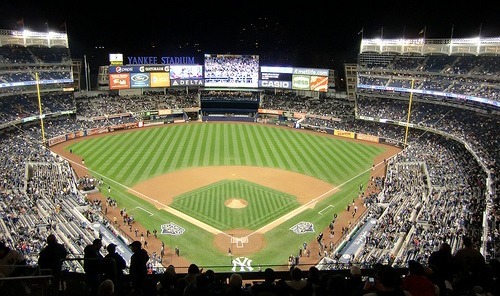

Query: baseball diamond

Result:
[53,122,399,271]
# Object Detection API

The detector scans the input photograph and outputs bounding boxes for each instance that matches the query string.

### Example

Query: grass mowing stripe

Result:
[298,133,336,182]
[95,134,134,177]
[148,127,178,177]
[274,129,306,173]
[245,125,267,167]
[256,126,280,167]
[209,124,220,166]
[163,125,187,171]
[335,141,369,171]
[203,125,215,166]
[314,138,347,181]
[225,124,233,166]
[185,124,202,167]
[226,124,234,165]
[179,125,198,167]
[262,126,289,168]
[238,124,255,165]
[352,142,384,163]
[248,126,271,167]
[326,142,355,179]
[229,124,241,166]
[256,125,280,167]
[297,137,330,180]
[131,127,170,183]
[68,137,94,155]
[219,124,227,165]
[284,132,316,177]
[90,133,133,171]
[172,125,194,171]
[119,128,160,183]
[190,124,206,168]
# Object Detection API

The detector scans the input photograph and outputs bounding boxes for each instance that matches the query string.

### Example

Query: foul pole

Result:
[35,72,46,144]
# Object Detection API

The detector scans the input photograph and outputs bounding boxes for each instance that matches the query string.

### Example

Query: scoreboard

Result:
[107,56,330,92]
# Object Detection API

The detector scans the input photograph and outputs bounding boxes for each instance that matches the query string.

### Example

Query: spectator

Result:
[452,236,487,293]
[103,243,126,295]
[129,240,150,296]
[401,260,437,296]
[284,266,312,296]
[38,234,68,290]
[347,265,365,296]
[177,263,200,293]
[223,272,250,296]
[0,241,27,277]
[84,238,104,296]
[157,264,181,296]
[428,242,453,295]
[98,279,115,296]
[306,266,321,295]
[251,267,282,296]
[363,264,411,296]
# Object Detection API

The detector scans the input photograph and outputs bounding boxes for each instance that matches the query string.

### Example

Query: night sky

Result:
[1,1,498,76]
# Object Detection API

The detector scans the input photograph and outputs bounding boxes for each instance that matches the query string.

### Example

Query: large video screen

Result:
[259,66,293,89]
[170,65,204,87]
[259,66,329,92]
[204,54,259,88]
[292,68,329,92]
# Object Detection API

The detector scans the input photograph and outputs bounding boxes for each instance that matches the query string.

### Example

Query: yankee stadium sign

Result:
[127,56,196,65]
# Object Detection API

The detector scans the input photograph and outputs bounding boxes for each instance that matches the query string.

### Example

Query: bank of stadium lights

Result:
[362,36,500,46]
[11,29,66,39]
[362,38,425,46]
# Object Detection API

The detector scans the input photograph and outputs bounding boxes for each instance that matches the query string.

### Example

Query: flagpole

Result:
[358,27,364,39]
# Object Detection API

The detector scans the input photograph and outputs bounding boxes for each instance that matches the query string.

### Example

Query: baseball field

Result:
[55,122,398,272]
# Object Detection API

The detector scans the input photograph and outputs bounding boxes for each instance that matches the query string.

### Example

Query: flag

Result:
[358,27,364,35]
[419,26,426,35]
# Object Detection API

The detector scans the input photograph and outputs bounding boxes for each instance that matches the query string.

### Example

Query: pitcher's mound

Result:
[225,198,248,208]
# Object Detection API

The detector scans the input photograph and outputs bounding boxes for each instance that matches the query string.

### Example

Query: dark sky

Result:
[1,1,499,75]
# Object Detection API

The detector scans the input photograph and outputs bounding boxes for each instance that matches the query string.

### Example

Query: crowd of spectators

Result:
[0,42,499,295]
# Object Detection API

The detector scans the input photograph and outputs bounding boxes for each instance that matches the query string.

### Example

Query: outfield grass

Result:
[66,123,386,270]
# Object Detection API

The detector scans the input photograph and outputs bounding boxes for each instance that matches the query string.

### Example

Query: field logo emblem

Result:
[232,257,253,272]
[290,221,315,234]
[160,222,185,235]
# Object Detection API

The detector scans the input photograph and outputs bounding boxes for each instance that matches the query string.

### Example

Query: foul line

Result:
[59,156,224,235]
[248,156,396,237]
[58,148,403,241]
[135,206,154,216]
[318,205,334,215]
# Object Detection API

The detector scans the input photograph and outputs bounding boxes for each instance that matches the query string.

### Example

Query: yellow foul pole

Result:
[35,72,46,144]
[403,79,415,146]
